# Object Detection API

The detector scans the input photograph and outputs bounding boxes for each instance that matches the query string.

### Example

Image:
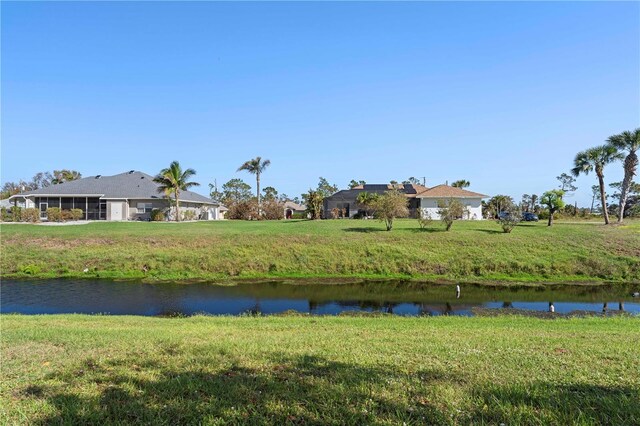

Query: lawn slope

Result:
[1,219,639,282]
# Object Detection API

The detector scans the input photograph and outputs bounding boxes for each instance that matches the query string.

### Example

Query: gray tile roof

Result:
[14,171,220,205]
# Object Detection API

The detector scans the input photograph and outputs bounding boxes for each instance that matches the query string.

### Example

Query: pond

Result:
[1,279,639,317]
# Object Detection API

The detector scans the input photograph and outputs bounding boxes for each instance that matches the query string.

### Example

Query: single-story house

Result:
[322,183,488,220]
[8,170,226,221]
[417,185,487,220]
[284,201,306,219]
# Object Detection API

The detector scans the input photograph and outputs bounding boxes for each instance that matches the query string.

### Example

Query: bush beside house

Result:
[20,208,40,223]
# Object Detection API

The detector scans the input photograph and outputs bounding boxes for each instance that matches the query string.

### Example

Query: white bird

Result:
[83,268,89,273]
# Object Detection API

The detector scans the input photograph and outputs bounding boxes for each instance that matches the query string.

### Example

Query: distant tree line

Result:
[1,169,82,199]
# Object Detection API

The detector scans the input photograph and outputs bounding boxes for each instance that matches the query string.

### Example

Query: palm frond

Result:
[607,128,640,152]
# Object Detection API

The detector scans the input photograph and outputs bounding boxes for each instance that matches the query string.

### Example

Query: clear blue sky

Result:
[2,1,638,206]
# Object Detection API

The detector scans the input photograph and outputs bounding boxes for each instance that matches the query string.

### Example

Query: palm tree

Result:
[356,191,378,217]
[153,161,199,222]
[237,156,271,211]
[571,145,622,224]
[451,179,470,188]
[607,128,640,222]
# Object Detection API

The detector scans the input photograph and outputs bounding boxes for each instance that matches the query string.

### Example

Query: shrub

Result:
[302,189,323,220]
[228,200,258,220]
[291,212,307,219]
[1,207,12,222]
[417,211,432,229]
[182,210,196,221]
[61,210,74,221]
[46,207,62,222]
[370,190,409,231]
[437,199,465,231]
[20,208,39,223]
[261,199,285,220]
[496,209,522,233]
[11,206,22,222]
[151,209,165,221]
[70,208,84,221]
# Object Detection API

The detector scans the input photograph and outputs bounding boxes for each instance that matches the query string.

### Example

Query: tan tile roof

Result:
[284,201,305,210]
[416,184,488,198]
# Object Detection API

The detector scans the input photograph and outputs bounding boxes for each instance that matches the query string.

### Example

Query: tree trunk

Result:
[618,151,638,223]
[590,194,595,214]
[256,173,261,216]
[175,190,180,222]
[547,209,553,227]
[597,172,609,225]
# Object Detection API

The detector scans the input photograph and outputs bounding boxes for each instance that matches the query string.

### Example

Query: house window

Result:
[137,203,153,214]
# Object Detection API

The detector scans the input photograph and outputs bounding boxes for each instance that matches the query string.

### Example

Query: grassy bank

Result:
[1,219,639,282]
[1,315,638,425]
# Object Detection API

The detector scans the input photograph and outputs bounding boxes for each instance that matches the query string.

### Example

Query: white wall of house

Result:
[419,197,483,220]
[205,205,221,220]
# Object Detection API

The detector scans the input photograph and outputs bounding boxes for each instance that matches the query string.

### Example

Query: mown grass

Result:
[1,219,639,283]
[1,315,638,425]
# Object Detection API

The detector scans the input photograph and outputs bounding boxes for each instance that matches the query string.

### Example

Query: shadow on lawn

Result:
[24,353,639,425]
[343,227,447,233]
[32,353,454,425]
[342,227,385,233]
[470,382,640,425]
[400,227,446,233]
[474,228,503,234]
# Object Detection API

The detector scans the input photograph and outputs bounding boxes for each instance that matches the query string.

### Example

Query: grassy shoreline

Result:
[2,219,639,283]
[2,314,638,425]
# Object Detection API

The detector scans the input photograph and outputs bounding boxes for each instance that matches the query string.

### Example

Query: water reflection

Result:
[1,279,639,317]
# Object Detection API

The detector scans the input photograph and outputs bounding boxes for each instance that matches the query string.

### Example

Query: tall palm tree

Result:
[237,156,271,211]
[571,145,622,224]
[607,128,640,223]
[153,161,199,222]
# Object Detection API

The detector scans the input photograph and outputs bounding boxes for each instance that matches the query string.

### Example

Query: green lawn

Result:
[1,219,639,282]
[1,315,638,425]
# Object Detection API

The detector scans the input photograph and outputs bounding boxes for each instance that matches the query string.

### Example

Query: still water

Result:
[2,279,639,317]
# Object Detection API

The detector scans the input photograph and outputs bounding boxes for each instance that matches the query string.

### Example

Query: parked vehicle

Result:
[523,212,539,222]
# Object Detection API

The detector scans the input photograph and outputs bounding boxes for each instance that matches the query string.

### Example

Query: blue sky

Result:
[2,1,638,205]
